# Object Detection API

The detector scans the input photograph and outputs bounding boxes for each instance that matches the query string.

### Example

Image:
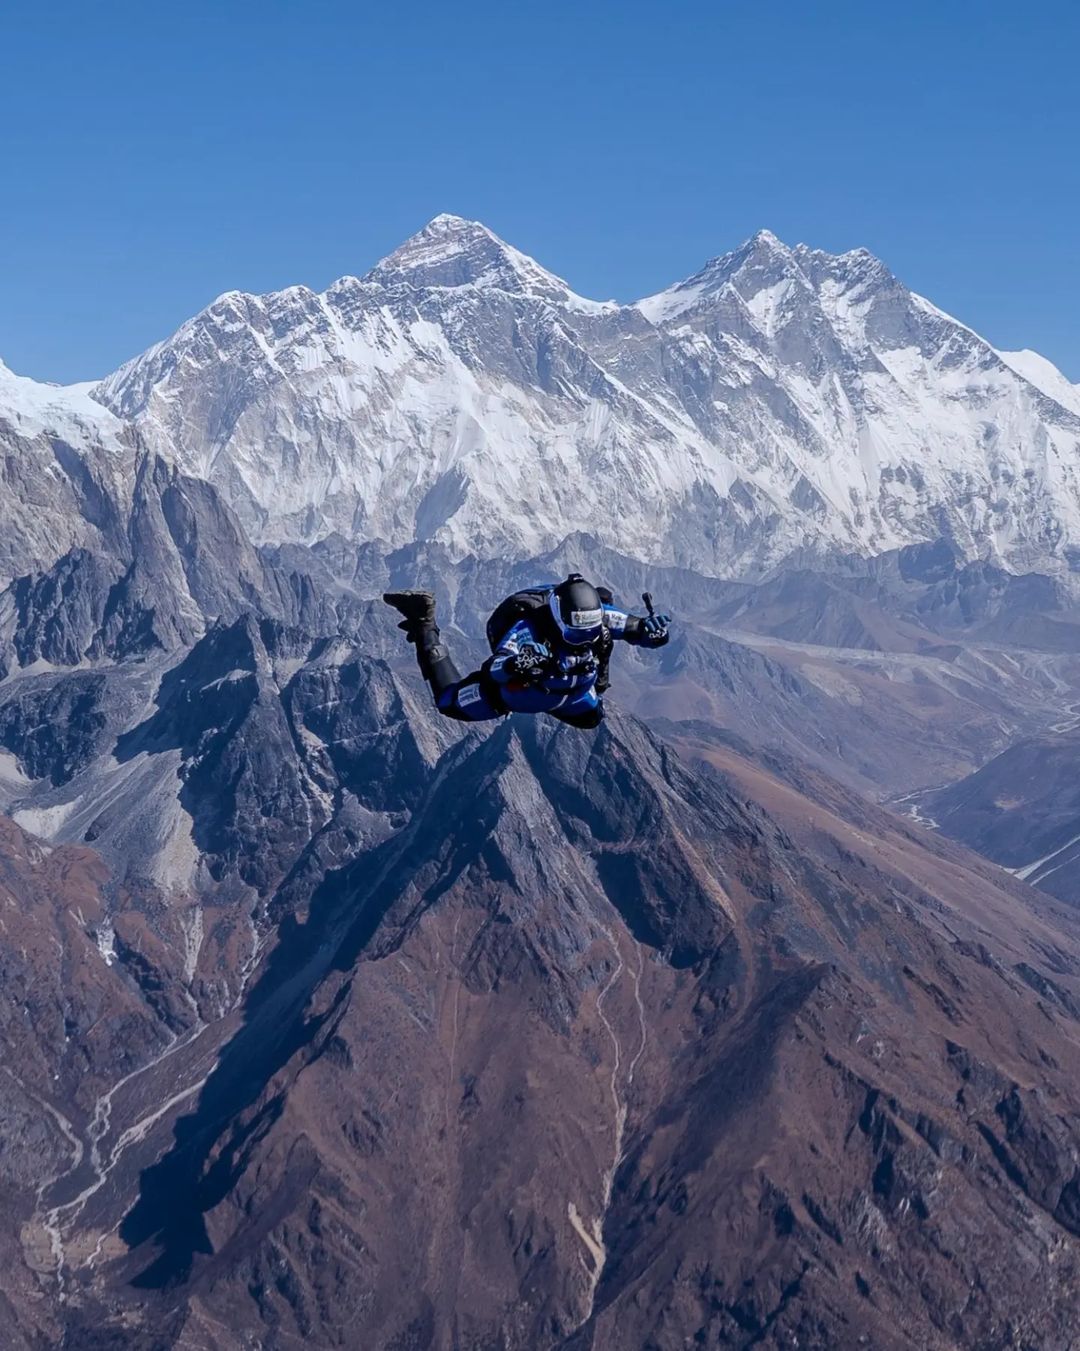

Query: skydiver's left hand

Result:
[642,613,671,646]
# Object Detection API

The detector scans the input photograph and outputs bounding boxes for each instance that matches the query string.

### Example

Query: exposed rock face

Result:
[35,713,1080,1351]
[0,609,455,1009]
[0,451,308,676]
[0,360,137,588]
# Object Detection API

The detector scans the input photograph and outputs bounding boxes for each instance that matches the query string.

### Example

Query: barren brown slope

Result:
[924,730,1080,905]
[47,711,1080,1351]
[617,619,1080,801]
[0,815,195,1350]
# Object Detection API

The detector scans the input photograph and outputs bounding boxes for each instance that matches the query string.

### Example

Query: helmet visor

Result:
[551,596,603,645]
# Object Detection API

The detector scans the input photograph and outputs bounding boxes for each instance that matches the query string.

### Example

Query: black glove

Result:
[506,647,556,682]
[641,612,671,646]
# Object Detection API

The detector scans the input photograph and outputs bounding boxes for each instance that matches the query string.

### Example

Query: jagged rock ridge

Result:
[41,712,1080,1350]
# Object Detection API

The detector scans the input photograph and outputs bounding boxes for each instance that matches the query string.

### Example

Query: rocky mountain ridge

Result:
[10,702,1080,1350]
[7,214,1079,579]
[2,221,1080,1349]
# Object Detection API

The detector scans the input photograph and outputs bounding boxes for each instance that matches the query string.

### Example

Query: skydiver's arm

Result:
[487,621,549,684]
[604,606,640,643]
[604,603,670,648]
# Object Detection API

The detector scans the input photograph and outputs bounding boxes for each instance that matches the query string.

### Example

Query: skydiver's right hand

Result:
[506,646,555,682]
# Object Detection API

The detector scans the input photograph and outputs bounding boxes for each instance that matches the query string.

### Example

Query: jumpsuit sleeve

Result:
[603,604,648,645]
[487,620,545,684]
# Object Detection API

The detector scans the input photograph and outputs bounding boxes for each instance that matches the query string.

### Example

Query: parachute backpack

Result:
[484,588,553,651]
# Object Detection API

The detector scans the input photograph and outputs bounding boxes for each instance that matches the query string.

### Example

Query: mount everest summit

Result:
[5,212,1078,585]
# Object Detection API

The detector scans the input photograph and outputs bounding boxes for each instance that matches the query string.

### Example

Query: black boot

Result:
[383,590,437,636]
[383,590,461,698]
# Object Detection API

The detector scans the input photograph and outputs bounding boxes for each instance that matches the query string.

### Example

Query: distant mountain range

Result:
[5,213,1080,584]
[2,221,1080,1349]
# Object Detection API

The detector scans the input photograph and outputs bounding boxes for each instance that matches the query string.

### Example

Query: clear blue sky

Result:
[2,0,1078,383]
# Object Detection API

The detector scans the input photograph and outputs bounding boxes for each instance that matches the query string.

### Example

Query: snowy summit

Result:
[5,216,1080,579]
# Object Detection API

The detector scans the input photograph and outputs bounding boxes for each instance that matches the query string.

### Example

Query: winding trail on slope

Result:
[570,921,648,1324]
[30,1018,213,1294]
[4,1067,85,1295]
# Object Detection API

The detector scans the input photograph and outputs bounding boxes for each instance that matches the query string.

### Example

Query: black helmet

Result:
[548,573,604,646]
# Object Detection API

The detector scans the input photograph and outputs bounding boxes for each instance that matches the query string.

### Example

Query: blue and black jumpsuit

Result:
[437,599,657,728]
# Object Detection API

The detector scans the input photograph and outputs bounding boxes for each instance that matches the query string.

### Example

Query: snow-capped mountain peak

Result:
[365,212,613,314]
[0,356,124,444]
[637,229,895,328]
[996,347,1080,419]
[0,357,142,587]
[79,221,1080,579]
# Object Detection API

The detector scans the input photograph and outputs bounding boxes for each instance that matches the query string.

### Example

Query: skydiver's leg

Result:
[594,627,613,693]
[435,673,506,722]
[383,588,461,691]
[548,687,605,730]
[383,590,505,723]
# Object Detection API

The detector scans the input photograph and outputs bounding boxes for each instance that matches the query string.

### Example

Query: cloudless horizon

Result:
[2,0,1078,384]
